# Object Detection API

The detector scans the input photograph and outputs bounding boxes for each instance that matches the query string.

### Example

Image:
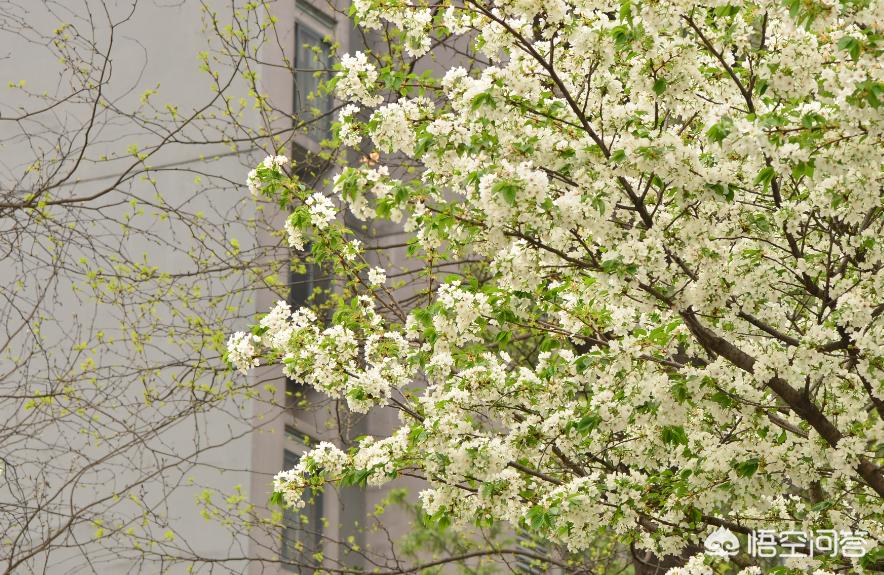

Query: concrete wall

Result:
[0,1,264,572]
[0,1,437,572]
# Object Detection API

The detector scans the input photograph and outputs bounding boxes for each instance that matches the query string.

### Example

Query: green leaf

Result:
[341,468,372,487]
[414,132,434,156]
[706,182,734,202]
[706,120,732,143]
[755,77,769,96]
[837,36,861,61]
[661,425,688,446]
[713,4,740,17]
[710,390,734,408]
[575,355,593,373]
[671,380,690,403]
[859,546,884,569]
[538,336,559,352]
[408,424,428,444]
[526,505,557,530]
[652,78,667,95]
[754,165,775,188]
[611,25,633,47]
[470,92,496,111]
[734,458,759,478]
[575,414,602,434]
[492,180,519,205]
[791,159,815,180]
[867,81,882,108]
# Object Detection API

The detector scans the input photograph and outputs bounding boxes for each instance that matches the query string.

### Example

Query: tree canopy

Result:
[232,0,882,573]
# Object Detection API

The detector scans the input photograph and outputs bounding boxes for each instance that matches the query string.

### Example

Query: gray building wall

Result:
[1,1,262,573]
[0,1,424,573]
[245,4,424,573]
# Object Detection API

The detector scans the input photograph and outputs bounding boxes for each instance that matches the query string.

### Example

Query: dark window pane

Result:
[287,245,330,315]
[294,24,332,140]
[288,253,315,311]
[282,449,323,571]
[286,246,330,399]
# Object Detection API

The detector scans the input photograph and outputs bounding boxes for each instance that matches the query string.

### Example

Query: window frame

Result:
[293,21,333,141]
[285,244,331,403]
[281,431,324,572]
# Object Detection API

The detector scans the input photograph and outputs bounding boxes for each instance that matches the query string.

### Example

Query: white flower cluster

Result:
[369,98,430,154]
[351,0,432,57]
[336,52,382,107]
[333,165,400,221]
[284,215,304,251]
[337,104,362,146]
[342,238,362,261]
[305,192,336,229]
[229,293,413,415]
[273,441,348,509]
[247,154,288,196]
[226,331,261,374]
[246,171,260,196]
[367,266,386,287]
[433,282,493,347]
[235,0,884,570]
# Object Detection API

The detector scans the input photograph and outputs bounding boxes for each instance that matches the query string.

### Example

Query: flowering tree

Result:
[231,0,883,572]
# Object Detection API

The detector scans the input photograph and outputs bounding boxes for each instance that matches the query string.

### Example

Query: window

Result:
[294,22,333,141]
[296,0,335,29]
[286,246,330,404]
[287,245,329,311]
[281,448,323,571]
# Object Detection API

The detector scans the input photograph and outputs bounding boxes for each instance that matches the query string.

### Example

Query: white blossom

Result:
[305,192,336,229]
[367,266,386,287]
[337,104,362,146]
[226,331,260,374]
[336,52,382,107]
[284,215,304,251]
[233,1,884,568]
